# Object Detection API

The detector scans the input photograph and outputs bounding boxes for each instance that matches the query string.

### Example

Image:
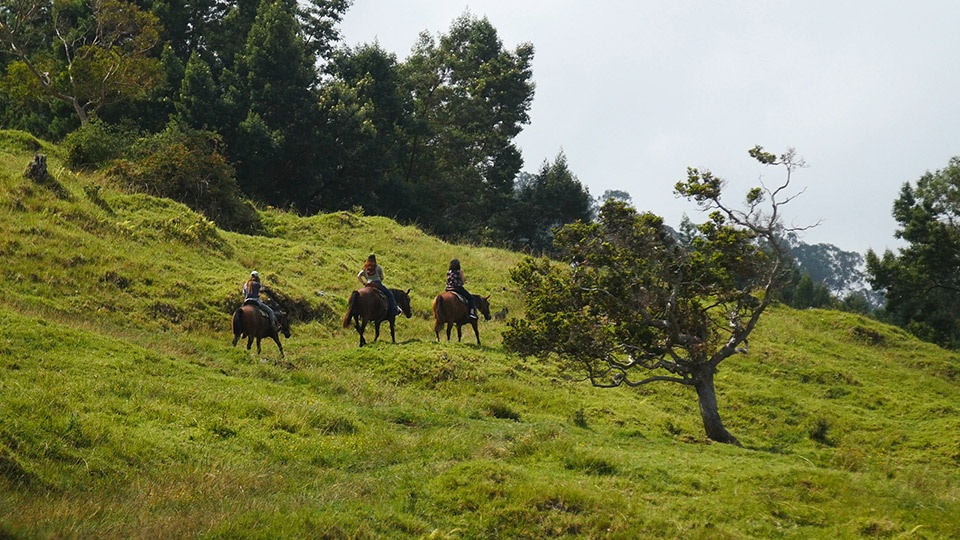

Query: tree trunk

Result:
[693,366,741,446]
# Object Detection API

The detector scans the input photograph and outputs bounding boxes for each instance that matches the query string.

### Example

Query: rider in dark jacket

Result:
[445,259,477,319]
[243,270,279,331]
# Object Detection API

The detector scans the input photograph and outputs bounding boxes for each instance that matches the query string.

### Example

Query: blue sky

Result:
[339,1,960,254]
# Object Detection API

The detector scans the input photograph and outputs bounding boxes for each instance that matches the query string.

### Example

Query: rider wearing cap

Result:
[243,271,280,331]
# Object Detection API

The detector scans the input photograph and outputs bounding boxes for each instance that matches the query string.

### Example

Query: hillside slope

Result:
[1,131,958,539]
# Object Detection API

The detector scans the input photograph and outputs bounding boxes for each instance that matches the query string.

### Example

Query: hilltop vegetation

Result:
[1,132,959,538]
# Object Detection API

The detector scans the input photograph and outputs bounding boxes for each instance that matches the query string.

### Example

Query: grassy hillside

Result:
[0,130,958,539]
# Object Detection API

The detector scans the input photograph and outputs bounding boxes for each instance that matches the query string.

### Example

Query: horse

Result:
[341,284,412,347]
[232,302,291,357]
[432,291,491,345]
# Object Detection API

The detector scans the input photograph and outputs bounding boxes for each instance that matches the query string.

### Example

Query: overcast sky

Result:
[338,1,960,255]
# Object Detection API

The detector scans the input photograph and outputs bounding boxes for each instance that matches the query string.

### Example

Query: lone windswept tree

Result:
[504,146,813,445]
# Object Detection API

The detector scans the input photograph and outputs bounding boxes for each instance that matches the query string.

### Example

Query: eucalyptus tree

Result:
[401,11,534,238]
[0,0,163,125]
[504,147,811,445]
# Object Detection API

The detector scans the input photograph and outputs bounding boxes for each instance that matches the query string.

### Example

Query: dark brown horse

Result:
[232,302,291,357]
[432,291,491,345]
[341,284,412,346]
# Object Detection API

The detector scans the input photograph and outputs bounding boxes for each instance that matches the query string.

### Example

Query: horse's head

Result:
[395,288,413,318]
[277,310,291,338]
[477,295,492,321]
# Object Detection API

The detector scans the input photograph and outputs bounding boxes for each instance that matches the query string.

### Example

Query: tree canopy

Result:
[1,0,163,125]
[866,156,960,348]
[504,147,811,444]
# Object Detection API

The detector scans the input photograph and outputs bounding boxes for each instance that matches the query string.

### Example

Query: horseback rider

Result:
[445,258,478,319]
[242,271,280,332]
[357,254,402,316]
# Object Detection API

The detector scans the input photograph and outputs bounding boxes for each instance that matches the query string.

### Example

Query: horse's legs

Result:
[232,334,239,347]
[434,319,442,342]
[445,323,453,341]
[388,318,396,343]
[470,320,481,346]
[358,319,368,347]
[246,335,254,351]
[255,337,262,355]
[270,335,284,358]
[456,323,463,342]
[373,320,382,343]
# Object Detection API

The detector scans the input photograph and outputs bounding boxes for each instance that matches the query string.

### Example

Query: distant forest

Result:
[1,0,887,312]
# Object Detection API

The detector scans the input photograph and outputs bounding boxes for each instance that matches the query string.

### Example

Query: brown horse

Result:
[432,291,491,345]
[232,302,291,357]
[341,284,412,346]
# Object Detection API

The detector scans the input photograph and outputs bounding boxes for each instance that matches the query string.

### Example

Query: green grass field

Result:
[0,130,958,539]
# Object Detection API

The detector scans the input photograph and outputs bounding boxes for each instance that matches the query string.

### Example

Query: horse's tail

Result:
[342,290,359,328]
[433,294,445,321]
[232,307,243,338]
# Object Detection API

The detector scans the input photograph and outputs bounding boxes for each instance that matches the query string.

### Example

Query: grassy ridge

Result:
[0,130,958,539]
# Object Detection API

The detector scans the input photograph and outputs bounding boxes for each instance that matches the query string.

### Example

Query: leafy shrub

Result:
[108,124,263,234]
[62,118,140,170]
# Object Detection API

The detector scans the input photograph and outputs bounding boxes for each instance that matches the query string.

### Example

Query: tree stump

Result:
[24,154,49,183]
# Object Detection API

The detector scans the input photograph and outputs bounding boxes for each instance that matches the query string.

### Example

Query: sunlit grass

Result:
[1,130,959,538]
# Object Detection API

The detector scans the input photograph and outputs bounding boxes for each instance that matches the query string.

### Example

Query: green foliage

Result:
[402,12,535,238]
[1,3,589,248]
[504,152,593,254]
[108,124,263,234]
[175,51,221,131]
[509,148,810,445]
[62,117,140,170]
[786,272,835,310]
[227,0,321,211]
[0,0,163,124]
[867,156,960,348]
[315,43,414,215]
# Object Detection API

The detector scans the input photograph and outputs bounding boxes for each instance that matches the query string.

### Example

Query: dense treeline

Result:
[0,0,592,248]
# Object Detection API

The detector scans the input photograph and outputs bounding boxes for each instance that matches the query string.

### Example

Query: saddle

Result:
[364,283,390,310]
[243,298,271,319]
[448,290,468,304]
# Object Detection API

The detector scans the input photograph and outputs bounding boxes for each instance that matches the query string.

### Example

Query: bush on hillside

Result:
[108,124,264,234]
[62,118,140,170]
